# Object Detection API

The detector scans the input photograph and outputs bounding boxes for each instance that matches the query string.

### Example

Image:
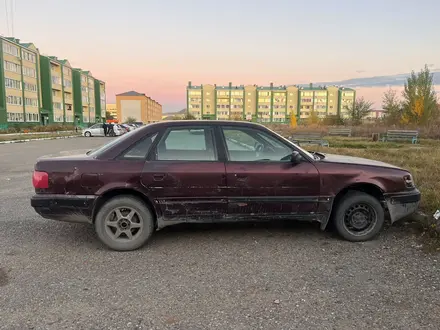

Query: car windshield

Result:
[86,129,138,157]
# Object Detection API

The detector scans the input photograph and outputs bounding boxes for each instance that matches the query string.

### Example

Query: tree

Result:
[231,114,244,121]
[105,111,114,120]
[182,113,196,120]
[382,88,403,125]
[307,110,320,126]
[125,116,137,124]
[401,65,438,125]
[290,115,297,128]
[322,114,344,126]
[345,97,373,125]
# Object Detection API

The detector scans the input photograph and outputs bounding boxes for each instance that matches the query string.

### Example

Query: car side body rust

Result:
[31,120,421,238]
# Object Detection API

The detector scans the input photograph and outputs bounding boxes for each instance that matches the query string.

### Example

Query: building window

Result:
[63,67,71,76]
[52,76,61,85]
[3,43,19,57]
[53,102,63,110]
[63,79,72,88]
[26,113,40,122]
[4,60,20,73]
[23,66,37,78]
[6,95,22,105]
[5,78,21,90]
[54,114,64,122]
[22,51,36,63]
[7,112,24,122]
[25,98,38,107]
[24,82,37,92]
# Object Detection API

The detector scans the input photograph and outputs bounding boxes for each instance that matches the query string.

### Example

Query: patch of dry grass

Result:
[306,138,440,216]
[0,132,80,142]
[302,138,440,248]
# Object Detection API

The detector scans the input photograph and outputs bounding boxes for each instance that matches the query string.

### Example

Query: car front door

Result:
[140,126,227,221]
[220,126,321,219]
[90,124,104,136]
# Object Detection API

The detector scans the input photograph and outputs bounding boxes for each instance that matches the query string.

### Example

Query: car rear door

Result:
[219,125,321,219]
[140,126,227,221]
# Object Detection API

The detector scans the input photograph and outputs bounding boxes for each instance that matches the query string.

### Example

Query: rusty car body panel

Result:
[31,120,420,230]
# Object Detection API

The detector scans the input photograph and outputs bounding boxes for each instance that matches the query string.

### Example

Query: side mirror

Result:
[291,151,302,164]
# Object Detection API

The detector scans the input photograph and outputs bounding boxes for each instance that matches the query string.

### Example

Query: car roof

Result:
[148,120,266,129]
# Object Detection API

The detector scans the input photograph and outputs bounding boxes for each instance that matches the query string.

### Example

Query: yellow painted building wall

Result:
[327,86,339,116]
[106,103,117,119]
[244,85,257,120]
[203,84,215,117]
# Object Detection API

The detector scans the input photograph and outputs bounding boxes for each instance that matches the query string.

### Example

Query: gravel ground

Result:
[0,137,439,330]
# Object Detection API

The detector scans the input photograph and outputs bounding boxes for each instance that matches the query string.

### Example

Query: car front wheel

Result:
[333,191,385,242]
[94,196,155,251]
[84,131,91,137]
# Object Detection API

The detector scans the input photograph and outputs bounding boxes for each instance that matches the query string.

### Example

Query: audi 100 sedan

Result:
[31,121,420,251]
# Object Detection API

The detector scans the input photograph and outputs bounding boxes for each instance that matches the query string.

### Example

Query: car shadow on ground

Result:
[20,218,400,251]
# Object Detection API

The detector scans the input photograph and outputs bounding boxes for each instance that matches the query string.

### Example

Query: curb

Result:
[0,135,81,145]
[0,130,75,137]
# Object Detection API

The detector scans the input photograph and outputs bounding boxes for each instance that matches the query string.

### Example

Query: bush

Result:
[0,124,76,134]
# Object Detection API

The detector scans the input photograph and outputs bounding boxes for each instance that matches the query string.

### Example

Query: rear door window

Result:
[155,127,217,161]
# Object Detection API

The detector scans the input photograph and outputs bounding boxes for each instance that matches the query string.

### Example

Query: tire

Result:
[333,191,384,242]
[84,131,91,137]
[94,196,155,251]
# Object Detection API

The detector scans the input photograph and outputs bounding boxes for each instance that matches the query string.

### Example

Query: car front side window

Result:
[155,127,217,161]
[222,127,293,162]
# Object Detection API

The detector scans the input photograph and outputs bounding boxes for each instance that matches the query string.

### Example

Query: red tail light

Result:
[32,171,49,189]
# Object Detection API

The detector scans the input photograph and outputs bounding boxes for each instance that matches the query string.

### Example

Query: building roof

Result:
[116,91,146,96]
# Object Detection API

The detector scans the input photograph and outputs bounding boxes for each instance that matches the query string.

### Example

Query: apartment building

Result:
[95,79,106,122]
[116,91,162,123]
[0,37,41,129]
[187,82,356,123]
[39,56,75,124]
[72,70,106,125]
[0,36,106,128]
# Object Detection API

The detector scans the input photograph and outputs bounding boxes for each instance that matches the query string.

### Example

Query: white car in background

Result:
[82,123,125,137]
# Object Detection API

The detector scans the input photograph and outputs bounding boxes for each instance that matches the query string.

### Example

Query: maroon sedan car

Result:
[31,121,420,251]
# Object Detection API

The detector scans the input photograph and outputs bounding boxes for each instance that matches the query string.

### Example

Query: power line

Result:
[10,0,15,37]
[4,0,10,35]
[10,0,14,36]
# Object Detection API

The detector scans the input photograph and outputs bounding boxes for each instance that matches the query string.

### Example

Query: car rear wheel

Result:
[95,196,154,251]
[84,131,91,137]
[333,191,384,242]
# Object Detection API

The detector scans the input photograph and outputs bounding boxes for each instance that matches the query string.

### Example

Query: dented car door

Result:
[141,126,227,221]
[220,126,321,219]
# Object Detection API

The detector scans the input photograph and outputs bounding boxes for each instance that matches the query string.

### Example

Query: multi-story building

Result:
[116,91,162,123]
[187,82,356,123]
[72,70,106,125]
[0,35,106,128]
[39,56,75,124]
[0,37,42,128]
[95,79,106,121]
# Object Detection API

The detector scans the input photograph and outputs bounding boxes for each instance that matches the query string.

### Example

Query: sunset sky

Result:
[2,0,439,112]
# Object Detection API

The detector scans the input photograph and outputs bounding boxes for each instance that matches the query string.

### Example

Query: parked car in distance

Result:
[121,123,136,132]
[83,123,125,137]
[31,120,420,251]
